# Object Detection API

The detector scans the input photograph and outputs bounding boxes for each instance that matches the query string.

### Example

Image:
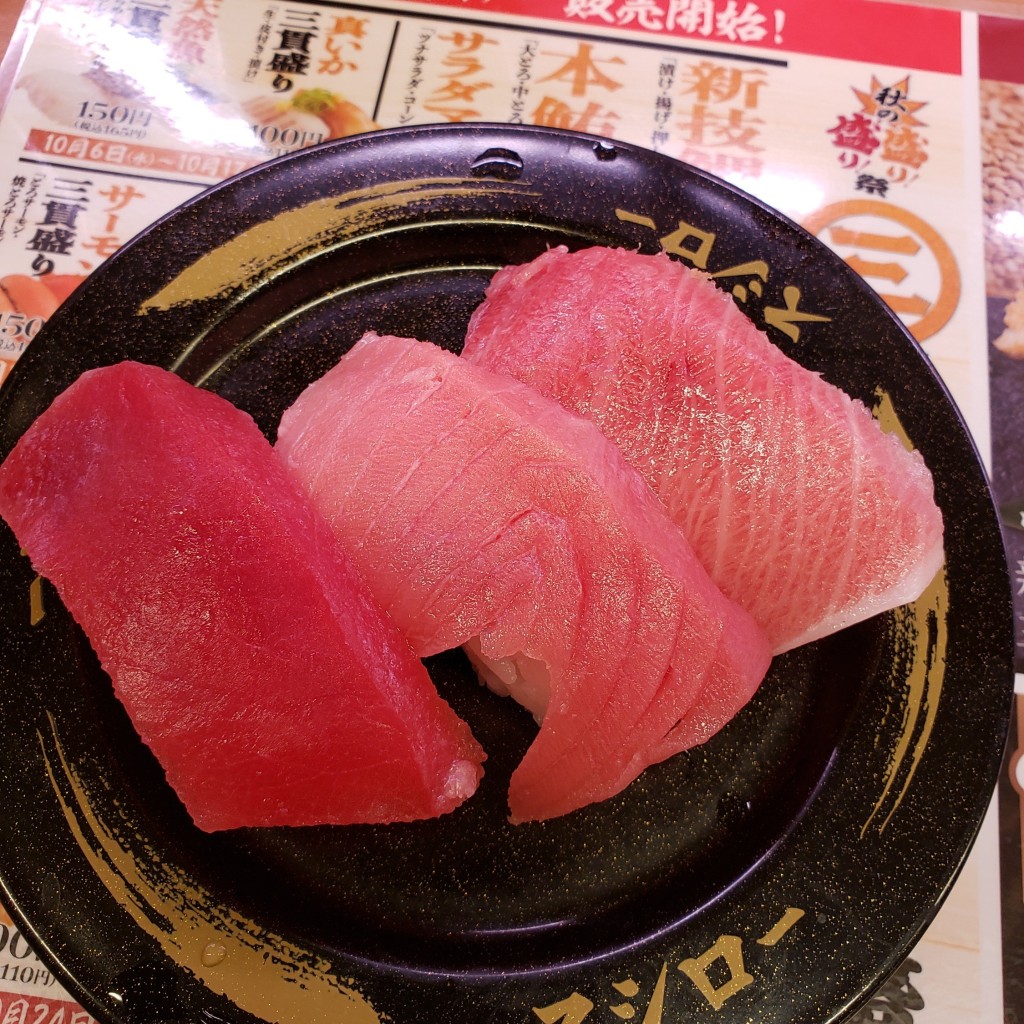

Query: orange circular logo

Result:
[803,199,960,342]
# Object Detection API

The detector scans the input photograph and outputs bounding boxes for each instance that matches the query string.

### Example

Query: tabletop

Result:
[0,2,1021,1024]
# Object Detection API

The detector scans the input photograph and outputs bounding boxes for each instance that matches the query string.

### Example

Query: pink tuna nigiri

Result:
[275,334,771,823]
[0,361,483,830]
[462,245,945,654]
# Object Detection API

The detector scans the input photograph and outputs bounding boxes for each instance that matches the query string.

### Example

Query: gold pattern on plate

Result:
[859,389,948,837]
[18,548,45,626]
[138,177,539,314]
[38,712,381,1024]
[28,576,44,626]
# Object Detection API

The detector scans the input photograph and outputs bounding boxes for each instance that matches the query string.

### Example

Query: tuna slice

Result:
[275,334,771,823]
[0,361,484,830]
[462,245,945,654]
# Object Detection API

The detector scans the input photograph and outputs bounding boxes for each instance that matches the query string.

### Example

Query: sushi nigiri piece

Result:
[462,245,945,654]
[0,361,484,830]
[275,334,771,822]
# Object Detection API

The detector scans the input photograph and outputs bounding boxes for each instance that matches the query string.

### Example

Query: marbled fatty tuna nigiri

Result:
[0,361,484,830]
[462,246,945,654]
[275,334,771,822]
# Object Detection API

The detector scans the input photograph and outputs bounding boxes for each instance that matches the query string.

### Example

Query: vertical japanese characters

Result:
[827,75,930,197]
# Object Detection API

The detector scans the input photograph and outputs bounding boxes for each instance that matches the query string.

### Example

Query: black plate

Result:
[0,124,1013,1024]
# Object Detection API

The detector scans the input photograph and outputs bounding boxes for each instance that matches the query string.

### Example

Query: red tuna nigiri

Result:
[462,245,944,654]
[0,361,483,830]
[275,334,771,823]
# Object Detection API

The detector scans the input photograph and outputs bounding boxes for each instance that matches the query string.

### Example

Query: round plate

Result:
[0,124,1013,1024]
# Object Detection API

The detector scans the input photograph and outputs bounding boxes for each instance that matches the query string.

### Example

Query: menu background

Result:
[980,13,1024,1024]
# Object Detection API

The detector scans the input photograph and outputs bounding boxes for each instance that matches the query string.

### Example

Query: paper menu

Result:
[0,1,986,446]
[980,15,1024,1024]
